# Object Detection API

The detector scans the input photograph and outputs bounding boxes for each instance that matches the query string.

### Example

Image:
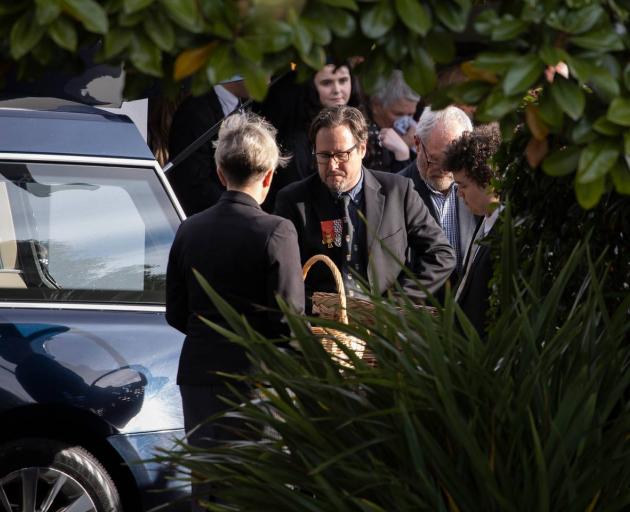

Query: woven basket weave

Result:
[303,254,374,367]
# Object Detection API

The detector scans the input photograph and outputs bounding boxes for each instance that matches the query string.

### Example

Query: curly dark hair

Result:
[443,123,501,188]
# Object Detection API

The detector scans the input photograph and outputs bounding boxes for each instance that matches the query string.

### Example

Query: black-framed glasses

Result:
[314,144,357,164]
[418,138,444,171]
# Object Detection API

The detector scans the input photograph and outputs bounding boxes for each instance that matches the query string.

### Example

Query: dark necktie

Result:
[341,193,353,262]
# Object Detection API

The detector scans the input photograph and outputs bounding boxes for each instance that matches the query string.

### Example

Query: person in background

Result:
[166,112,305,510]
[363,70,420,173]
[168,76,248,215]
[275,105,455,305]
[443,124,502,336]
[255,61,364,211]
[399,106,480,283]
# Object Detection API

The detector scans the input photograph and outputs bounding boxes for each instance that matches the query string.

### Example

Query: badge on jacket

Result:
[320,219,343,248]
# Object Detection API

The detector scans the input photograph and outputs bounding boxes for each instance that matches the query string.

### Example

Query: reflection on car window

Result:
[0,162,179,304]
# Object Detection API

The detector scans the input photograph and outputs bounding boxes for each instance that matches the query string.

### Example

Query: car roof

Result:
[0,101,154,160]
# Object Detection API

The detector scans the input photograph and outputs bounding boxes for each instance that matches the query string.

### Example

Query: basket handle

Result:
[302,254,348,324]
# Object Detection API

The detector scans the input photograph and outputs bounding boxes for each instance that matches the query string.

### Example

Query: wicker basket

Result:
[303,254,374,367]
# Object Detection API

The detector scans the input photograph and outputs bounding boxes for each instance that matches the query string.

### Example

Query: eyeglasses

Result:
[418,138,444,171]
[314,144,357,164]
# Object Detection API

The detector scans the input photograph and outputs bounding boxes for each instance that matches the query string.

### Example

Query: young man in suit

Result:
[166,112,305,510]
[398,106,480,281]
[275,105,455,304]
[443,124,502,336]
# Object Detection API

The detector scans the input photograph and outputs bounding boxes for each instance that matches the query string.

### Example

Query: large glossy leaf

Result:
[61,0,108,34]
[542,146,580,177]
[318,0,358,9]
[592,116,623,136]
[550,78,585,121]
[491,16,527,41]
[423,30,455,64]
[124,0,153,14]
[502,54,541,96]
[606,98,630,127]
[205,44,236,85]
[567,55,620,101]
[570,28,624,51]
[48,16,77,51]
[130,33,163,77]
[291,18,312,58]
[174,43,214,81]
[260,21,293,52]
[104,27,133,58]
[575,175,605,209]
[403,47,436,95]
[624,63,630,91]
[303,18,332,46]
[144,11,174,51]
[242,62,269,101]
[475,87,521,122]
[328,9,356,37]
[395,0,431,36]
[235,36,264,61]
[611,161,630,195]
[473,51,519,73]
[35,0,61,25]
[434,0,468,32]
[577,139,619,184]
[360,1,395,39]
[159,0,202,32]
[450,80,491,104]
[10,12,45,59]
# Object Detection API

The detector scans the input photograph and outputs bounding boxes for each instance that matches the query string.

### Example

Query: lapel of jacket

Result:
[414,172,438,223]
[457,194,481,264]
[363,168,385,262]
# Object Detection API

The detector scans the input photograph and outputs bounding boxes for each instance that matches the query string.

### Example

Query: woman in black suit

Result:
[166,112,305,510]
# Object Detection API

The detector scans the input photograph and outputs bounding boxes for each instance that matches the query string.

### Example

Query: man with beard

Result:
[399,106,479,282]
[275,105,455,304]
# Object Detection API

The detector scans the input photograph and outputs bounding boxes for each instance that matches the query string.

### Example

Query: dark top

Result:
[166,191,305,384]
[167,90,226,215]
[275,168,456,302]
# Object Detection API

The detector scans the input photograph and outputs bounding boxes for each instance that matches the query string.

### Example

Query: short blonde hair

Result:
[214,112,289,185]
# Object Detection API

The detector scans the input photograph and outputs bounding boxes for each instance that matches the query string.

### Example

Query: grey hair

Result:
[214,111,289,185]
[416,105,473,142]
[371,70,420,108]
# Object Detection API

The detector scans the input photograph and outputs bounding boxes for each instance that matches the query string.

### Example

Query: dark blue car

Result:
[0,104,188,511]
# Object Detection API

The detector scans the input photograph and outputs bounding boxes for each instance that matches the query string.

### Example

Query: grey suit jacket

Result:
[399,162,480,273]
[275,168,456,301]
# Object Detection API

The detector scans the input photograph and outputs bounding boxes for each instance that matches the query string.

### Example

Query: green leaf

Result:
[205,44,236,85]
[48,16,77,51]
[35,0,61,25]
[606,97,630,127]
[301,44,327,71]
[491,16,527,41]
[123,0,153,14]
[235,36,264,62]
[611,161,630,195]
[542,146,580,177]
[473,51,519,73]
[592,116,622,136]
[575,175,605,209]
[450,80,491,104]
[31,39,55,65]
[570,27,624,51]
[395,0,431,36]
[403,47,436,95]
[473,8,496,35]
[564,4,605,34]
[318,0,358,10]
[360,1,395,39]
[571,118,596,145]
[625,131,630,157]
[476,86,521,122]
[144,11,174,51]
[538,44,568,66]
[130,33,163,77]
[624,63,630,91]
[423,30,455,64]
[118,9,144,26]
[502,54,542,96]
[261,21,292,52]
[537,89,563,129]
[10,12,45,59]
[104,27,133,58]
[577,139,619,184]
[242,63,269,101]
[434,0,468,32]
[303,18,332,46]
[328,10,355,37]
[550,78,585,121]
[61,0,108,33]
[159,0,202,32]
[385,34,407,61]
[291,19,312,58]
[567,55,620,101]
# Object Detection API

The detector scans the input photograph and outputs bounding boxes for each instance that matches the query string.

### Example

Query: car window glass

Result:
[0,162,180,304]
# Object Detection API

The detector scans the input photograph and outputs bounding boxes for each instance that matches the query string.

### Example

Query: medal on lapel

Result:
[320,219,343,248]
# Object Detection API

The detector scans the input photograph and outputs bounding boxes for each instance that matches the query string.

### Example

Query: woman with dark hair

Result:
[256,60,364,211]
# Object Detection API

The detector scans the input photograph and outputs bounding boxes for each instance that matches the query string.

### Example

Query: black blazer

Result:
[168,90,226,215]
[166,191,305,385]
[456,243,493,336]
[275,168,456,301]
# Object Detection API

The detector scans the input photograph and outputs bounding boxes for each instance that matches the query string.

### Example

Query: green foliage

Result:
[156,231,630,511]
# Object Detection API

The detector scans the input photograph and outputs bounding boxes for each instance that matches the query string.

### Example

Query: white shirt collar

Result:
[214,85,239,117]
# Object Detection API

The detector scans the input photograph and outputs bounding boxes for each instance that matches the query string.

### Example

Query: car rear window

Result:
[0,161,180,304]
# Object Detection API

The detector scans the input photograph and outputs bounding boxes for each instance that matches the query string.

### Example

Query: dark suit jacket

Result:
[274,168,456,301]
[456,242,493,336]
[399,162,481,276]
[168,90,226,215]
[166,191,305,385]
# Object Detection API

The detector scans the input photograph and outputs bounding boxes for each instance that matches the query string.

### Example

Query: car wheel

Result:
[0,438,122,512]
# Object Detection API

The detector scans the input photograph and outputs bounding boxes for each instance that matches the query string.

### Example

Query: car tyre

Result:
[0,437,122,512]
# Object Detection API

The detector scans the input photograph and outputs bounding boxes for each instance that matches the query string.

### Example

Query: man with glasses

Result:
[399,106,480,283]
[275,105,455,303]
